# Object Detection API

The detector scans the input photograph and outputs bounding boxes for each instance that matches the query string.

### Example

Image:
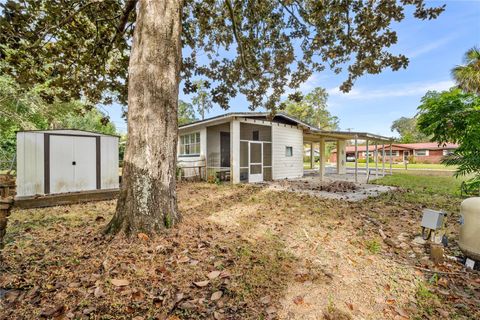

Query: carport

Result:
[303,130,394,183]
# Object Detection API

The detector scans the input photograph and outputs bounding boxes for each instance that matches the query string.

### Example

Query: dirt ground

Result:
[1,183,479,319]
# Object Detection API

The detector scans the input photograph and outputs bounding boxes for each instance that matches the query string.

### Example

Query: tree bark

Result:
[106,0,183,235]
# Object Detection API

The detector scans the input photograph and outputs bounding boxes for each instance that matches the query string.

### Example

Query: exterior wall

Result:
[16,132,44,197]
[272,123,303,180]
[177,125,208,178]
[100,136,120,189]
[338,148,447,164]
[414,149,444,164]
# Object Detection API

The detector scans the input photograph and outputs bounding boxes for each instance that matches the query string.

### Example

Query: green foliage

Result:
[365,239,381,254]
[0,0,444,111]
[191,80,212,120]
[178,100,197,125]
[417,88,480,190]
[390,117,429,143]
[452,46,480,95]
[58,108,116,135]
[283,87,339,130]
[0,73,117,168]
[357,158,374,163]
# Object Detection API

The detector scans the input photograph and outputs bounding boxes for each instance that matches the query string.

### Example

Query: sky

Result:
[107,0,480,138]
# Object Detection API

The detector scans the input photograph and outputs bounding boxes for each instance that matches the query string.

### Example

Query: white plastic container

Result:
[459,197,480,261]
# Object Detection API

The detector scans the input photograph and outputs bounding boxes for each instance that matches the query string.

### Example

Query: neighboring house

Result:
[330,142,458,164]
[177,112,391,183]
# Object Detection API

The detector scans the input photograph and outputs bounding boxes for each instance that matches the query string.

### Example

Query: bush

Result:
[358,158,374,163]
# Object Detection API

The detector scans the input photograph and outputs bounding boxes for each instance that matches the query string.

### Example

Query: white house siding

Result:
[177,126,207,178]
[272,124,304,180]
[16,132,44,196]
[101,136,120,189]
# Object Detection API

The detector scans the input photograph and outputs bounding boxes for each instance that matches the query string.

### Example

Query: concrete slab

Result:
[266,175,394,202]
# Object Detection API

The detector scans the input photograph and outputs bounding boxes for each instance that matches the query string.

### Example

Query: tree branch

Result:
[224,0,255,77]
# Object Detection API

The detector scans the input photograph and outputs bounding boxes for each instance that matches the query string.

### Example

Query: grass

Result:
[346,162,456,170]
[303,161,456,171]
[372,172,465,196]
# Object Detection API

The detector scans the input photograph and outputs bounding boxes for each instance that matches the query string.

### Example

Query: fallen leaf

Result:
[207,271,221,279]
[266,306,276,314]
[211,291,223,301]
[193,280,209,287]
[260,296,271,305]
[40,304,65,318]
[94,286,105,298]
[111,279,130,287]
[293,295,304,305]
[178,256,190,263]
[137,233,149,241]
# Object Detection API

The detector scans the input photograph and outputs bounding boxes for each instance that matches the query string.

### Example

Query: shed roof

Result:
[16,129,120,138]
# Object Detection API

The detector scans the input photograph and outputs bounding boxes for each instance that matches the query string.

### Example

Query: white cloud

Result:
[407,35,455,59]
[327,80,454,100]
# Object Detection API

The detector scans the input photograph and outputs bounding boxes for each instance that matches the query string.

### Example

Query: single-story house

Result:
[330,142,458,164]
[177,112,392,183]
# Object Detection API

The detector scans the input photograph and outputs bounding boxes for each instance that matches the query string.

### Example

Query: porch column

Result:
[382,143,386,176]
[310,142,314,169]
[230,119,240,184]
[365,140,369,176]
[354,136,358,183]
[389,143,393,175]
[336,140,346,174]
[374,142,378,179]
[319,138,326,181]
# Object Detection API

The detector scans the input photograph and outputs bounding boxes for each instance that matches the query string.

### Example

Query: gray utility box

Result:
[421,209,446,230]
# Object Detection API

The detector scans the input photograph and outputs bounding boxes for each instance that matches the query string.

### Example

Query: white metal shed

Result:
[16,129,119,197]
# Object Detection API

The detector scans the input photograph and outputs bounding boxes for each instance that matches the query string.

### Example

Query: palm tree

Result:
[452,46,480,94]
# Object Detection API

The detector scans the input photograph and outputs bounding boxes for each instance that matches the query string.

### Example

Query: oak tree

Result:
[0,0,445,235]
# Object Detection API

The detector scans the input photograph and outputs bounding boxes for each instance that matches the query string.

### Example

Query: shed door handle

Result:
[72,161,76,165]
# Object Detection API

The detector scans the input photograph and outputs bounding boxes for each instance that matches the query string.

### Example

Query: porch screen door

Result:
[249,142,263,183]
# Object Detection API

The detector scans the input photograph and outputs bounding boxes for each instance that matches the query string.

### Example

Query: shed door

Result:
[49,135,97,194]
[73,136,97,191]
[49,135,75,193]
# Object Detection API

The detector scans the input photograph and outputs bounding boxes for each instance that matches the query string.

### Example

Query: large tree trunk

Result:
[106,0,183,235]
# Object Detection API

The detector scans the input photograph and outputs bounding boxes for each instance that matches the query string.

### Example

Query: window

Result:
[180,132,200,156]
[415,149,428,156]
[443,149,453,156]
[285,146,293,157]
[384,150,399,156]
[252,130,259,141]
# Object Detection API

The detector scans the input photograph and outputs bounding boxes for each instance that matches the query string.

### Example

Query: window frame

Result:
[415,149,429,156]
[179,132,201,156]
[285,146,293,157]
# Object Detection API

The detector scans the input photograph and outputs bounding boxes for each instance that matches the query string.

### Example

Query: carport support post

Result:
[365,140,369,176]
[374,142,378,178]
[382,143,386,176]
[310,142,314,169]
[354,136,358,183]
[336,140,346,174]
[319,138,326,181]
[389,143,393,175]
[230,119,240,184]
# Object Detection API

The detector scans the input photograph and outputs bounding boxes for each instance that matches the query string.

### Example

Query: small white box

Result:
[421,209,446,230]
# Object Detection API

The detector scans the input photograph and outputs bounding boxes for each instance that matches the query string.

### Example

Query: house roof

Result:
[335,142,459,153]
[179,112,319,131]
[180,112,393,142]
[16,128,120,138]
